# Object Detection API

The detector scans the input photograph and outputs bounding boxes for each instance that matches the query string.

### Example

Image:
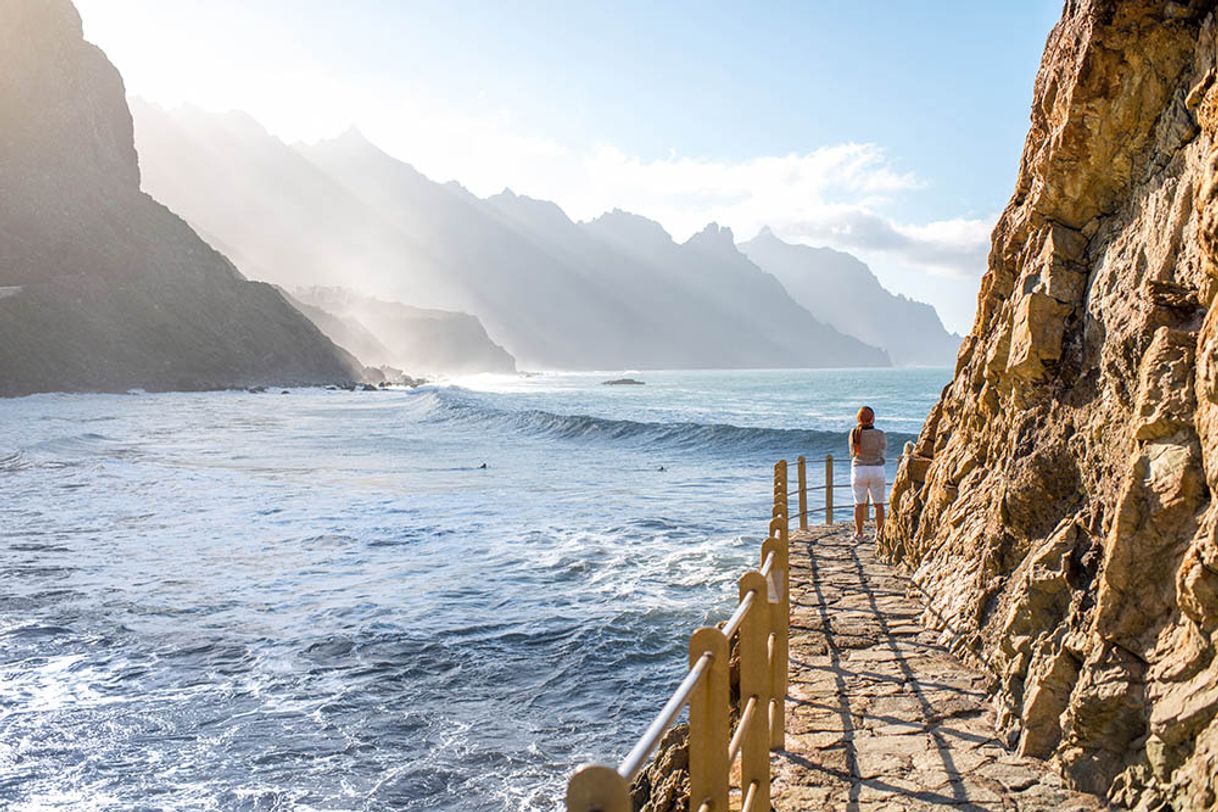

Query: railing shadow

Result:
[807,534,862,810]
[779,750,997,812]
[903,575,999,675]
[793,529,987,808]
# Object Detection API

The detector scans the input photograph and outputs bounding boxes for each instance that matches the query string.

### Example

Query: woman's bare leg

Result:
[854,504,866,536]
[875,504,885,536]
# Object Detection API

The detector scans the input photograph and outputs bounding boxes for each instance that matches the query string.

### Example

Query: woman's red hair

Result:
[850,406,875,456]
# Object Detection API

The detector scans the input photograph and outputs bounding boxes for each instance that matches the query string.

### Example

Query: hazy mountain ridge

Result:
[279,292,394,371]
[741,227,962,366]
[0,0,365,397]
[132,102,893,370]
[289,287,516,375]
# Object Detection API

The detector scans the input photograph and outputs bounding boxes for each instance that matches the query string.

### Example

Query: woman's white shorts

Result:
[851,465,886,505]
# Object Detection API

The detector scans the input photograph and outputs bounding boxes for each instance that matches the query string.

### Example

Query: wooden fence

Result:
[565,455,840,812]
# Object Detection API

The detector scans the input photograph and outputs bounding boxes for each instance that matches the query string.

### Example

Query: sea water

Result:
[0,368,950,811]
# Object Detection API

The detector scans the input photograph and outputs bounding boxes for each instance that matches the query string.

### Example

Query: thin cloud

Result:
[562,143,922,237]
[784,211,992,278]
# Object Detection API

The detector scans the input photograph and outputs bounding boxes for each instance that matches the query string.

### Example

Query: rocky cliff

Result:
[0,0,364,396]
[883,2,1218,807]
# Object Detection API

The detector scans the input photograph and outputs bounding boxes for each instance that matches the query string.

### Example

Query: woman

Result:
[848,406,886,541]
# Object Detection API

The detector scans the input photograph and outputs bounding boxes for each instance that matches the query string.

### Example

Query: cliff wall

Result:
[0,0,364,395]
[884,2,1218,807]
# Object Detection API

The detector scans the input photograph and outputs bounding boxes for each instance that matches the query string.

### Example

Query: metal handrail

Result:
[789,483,850,495]
[741,780,760,812]
[727,694,758,764]
[721,589,756,640]
[764,505,829,523]
[789,454,908,495]
[618,652,713,780]
[759,550,775,580]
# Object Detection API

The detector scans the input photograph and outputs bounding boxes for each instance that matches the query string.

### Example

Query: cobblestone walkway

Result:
[771,525,1106,811]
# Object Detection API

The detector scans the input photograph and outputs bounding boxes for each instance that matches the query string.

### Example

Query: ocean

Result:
[0,368,950,811]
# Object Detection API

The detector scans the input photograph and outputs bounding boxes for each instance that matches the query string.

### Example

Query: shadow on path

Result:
[770,524,1107,811]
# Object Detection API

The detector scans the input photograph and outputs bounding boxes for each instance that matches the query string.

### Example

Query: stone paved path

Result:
[771,525,1107,811]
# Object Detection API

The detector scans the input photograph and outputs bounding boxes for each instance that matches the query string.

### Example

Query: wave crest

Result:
[416,387,914,456]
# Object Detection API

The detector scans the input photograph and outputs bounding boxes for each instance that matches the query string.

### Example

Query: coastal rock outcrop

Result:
[883,2,1218,807]
[629,724,690,812]
[0,0,364,396]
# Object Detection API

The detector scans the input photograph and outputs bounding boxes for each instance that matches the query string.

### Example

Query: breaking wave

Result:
[418,387,914,457]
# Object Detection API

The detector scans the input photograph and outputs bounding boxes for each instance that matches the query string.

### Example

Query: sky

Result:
[76,1,1063,335]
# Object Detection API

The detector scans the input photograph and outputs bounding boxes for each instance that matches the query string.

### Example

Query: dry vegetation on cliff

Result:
[883,2,1218,807]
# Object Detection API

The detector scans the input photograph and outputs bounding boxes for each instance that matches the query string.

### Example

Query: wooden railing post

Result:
[768,517,787,549]
[772,463,783,519]
[825,454,834,526]
[772,492,786,531]
[566,765,630,812]
[738,571,772,807]
[797,455,808,530]
[760,536,788,750]
[688,627,729,812]
[776,459,789,537]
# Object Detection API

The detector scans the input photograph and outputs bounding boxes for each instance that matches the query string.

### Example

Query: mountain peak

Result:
[486,188,574,228]
[335,125,370,144]
[740,230,959,365]
[4,0,139,190]
[584,209,674,246]
[686,222,737,251]
[296,125,437,190]
[325,126,383,155]
[298,125,386,162]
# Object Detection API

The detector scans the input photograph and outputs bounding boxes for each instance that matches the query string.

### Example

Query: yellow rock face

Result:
[882,3,1218,808]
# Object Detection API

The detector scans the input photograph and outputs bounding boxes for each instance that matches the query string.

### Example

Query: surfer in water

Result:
[848,406,886,541]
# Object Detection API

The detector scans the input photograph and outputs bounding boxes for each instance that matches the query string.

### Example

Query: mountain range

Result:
[0,0,961,398]
[740,229,961,367]
[132,102,959,371]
